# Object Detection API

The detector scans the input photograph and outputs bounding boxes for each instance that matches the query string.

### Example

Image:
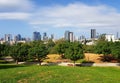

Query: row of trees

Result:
[0,40,84,65]
[0,41,48,65]
[1,37,120,64]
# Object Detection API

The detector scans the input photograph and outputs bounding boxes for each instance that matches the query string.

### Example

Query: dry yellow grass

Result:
[45,54,61,63]
[45,54,71,63]
[84,53,103,63]
[45,53,103,63]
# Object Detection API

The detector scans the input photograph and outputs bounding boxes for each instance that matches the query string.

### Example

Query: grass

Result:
[0,64,120,83]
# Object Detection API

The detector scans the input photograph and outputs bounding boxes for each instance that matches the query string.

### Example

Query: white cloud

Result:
[0,0,34,12]
[0,12,31,20]
[0,0,34,20]
[29,3,120,29]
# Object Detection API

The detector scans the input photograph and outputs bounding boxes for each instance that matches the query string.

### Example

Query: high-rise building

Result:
[116,32,119,39]
[50,34,54,40]
[14,34,22,41]
[64,30,70,41]
[69,32,74,42]
[91,29,96,39]
[43,32,48,41]
[33,31,41,41]
[17,34,21,41]
[64,31,74,42]
[5,34,12,42]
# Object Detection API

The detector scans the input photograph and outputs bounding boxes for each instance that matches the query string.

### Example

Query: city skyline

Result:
[0,0,120,39]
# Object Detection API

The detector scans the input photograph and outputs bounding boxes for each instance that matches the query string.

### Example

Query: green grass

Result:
[0,64,120,83]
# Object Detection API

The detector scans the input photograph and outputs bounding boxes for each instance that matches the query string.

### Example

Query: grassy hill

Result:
[0,64,120,83]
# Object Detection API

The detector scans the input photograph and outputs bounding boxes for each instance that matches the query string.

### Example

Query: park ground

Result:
[0,53,120,83]
[0,64,120,83]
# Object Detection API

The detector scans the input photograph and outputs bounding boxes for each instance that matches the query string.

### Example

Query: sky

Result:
[0,0,120,39]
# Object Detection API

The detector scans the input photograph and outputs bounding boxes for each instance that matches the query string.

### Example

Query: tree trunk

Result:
[16,59,18,64]
[38,59,41,65]
[73,60,76,67]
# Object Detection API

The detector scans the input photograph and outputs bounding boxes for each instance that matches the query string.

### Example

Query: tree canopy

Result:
[29,42,48,65]
[65,42,84,65]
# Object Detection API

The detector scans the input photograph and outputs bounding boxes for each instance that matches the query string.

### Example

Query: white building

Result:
[105,34,115,42]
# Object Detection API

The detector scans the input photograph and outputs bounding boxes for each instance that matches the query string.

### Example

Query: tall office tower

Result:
[14,34,22,41]
[33,31,41,41]
[64,30,74,42]
[17,34,21,41]
[50,34,54,40]
[116,32,119,39]
[43,32,48,41]
[64,30,70,41]
[5,34,12,42]
[69,32,74,42]
[91,29,96,39]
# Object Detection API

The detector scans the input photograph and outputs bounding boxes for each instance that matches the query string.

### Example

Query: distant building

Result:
[5,34,12,42]
[116,32,119,39]
[33,31,41,41]
[64,30,70,41]
[105,34,115,42]
[50,34,54,40]
[43,32,48,41]
[14,34,22,41]
[64,30,74,42]
[69,32,74,42]
[17,34,21,41]
[91,29,96,39]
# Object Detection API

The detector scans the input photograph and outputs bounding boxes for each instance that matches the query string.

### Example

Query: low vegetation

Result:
[0,64,120,83]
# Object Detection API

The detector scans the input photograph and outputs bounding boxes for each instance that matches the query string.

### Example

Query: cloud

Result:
[0,0,34,12]
[0,0,34,20]
[29,3,120,29]
[0,12,31,20]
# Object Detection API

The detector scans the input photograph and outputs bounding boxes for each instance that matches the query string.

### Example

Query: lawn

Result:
[0,64,120,83]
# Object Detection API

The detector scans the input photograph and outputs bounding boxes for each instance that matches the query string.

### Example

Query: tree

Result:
[111,42,120,59]
[83,45,95,53]
[29,42,48,65]
[9,44,21,64]
[94,40,111,61]
[18,43,30,61]
[55,40,69,58]
[65,42,84,66]
[46,39,55,54]
[0,44,7,57]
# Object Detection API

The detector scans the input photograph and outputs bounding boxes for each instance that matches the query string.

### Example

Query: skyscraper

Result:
[64,30,74,42]
[91,29,96,39]
[64,30,70,41]
[43,32,48,41]
[69,32,74,42]
[14,34,21,41]
[33,31,41,41]
[17,34,21,41]
[50,34,54,40]
[5,34,12,42]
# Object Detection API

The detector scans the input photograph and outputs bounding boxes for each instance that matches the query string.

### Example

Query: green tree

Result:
[18,43,30,61]
[29,43,48,65]
[0,44,7,57]
[9,44,21,64]
[94,40,111,61]
[83,45,95,53]
[55,40,69,58]
[111,42,120,59]
[65,42,84,66]
[46,39,55,54]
